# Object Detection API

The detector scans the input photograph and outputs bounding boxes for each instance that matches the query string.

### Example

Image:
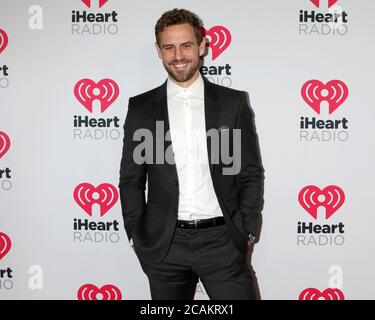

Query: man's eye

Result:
[183,44,191,48]
[164,46,173,50]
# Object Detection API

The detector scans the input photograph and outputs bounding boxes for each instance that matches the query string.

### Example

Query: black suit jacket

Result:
[119,78,264,263]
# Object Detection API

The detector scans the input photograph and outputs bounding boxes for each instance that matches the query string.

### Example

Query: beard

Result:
[163,57,201,84]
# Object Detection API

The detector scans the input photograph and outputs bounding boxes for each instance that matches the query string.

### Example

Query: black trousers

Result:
[136,223,258,300]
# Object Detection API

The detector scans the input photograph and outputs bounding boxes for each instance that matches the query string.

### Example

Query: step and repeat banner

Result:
[1,0,374,300]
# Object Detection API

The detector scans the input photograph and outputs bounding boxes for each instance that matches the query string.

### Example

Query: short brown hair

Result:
[155,8,204,46]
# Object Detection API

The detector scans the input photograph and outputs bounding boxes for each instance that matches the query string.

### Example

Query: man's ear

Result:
[155,42,162,59]
[198,37,206,57]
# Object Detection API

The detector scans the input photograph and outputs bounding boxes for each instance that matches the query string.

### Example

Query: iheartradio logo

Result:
[301,80,348,115]
[298,185,345,220]
[0,131,11,159]
[74,79,119,113]
[81,0,108,8]
[0,29,8,54]
[0,232,12,260]
[73,183,118,217]
[310,0,338,8]
[77,284,122,300]
[299,287,344,300]
[202,26,231,61]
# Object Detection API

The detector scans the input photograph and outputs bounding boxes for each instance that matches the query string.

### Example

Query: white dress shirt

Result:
[167,75,223,221]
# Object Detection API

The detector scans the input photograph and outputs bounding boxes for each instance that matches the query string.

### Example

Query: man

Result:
[119,8,264,300]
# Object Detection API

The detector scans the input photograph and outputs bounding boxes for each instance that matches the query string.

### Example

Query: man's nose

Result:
[174,47,183,60]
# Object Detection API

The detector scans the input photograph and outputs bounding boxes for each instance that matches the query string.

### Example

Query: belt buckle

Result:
[194,220,198,229]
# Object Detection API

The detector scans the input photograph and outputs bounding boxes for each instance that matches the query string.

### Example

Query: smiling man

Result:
[155,20,204,87]
[119,8,264,300]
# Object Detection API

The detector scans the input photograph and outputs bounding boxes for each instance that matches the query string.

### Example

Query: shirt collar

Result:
[167,73,204,98]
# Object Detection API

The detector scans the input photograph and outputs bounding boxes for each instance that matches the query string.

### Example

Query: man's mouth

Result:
[170,61,190,70]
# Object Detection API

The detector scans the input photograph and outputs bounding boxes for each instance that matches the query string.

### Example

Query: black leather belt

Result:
[176,217,225,229]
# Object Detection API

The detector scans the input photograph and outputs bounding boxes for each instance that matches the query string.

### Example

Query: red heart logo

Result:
[298,185,345,220]
[73,183,118,217]
[81,0,108,8]
[0,232,12,260]
[74,79,119,113]
[202,26,231,61]
[301,80,348,114]
[0,29,8,54]
[77,284,122,300]
[310,0,338,8]
[0,131,11,159]
[299,287,345,300]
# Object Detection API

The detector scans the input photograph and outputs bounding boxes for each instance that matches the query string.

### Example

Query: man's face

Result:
[156,23,206,87]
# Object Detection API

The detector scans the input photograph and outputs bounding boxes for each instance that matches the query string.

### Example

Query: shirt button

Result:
[184,101,191,107]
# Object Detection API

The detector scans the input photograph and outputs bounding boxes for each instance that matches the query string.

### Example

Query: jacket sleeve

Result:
[118,97,147,241]
[237,91,265,239]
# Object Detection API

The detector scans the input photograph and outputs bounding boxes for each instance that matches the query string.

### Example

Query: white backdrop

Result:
[1,0,375,300]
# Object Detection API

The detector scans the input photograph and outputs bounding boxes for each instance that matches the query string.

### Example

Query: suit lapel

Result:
[204,79,221,176]
[152,81,179,180]
[152,80,168,130]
